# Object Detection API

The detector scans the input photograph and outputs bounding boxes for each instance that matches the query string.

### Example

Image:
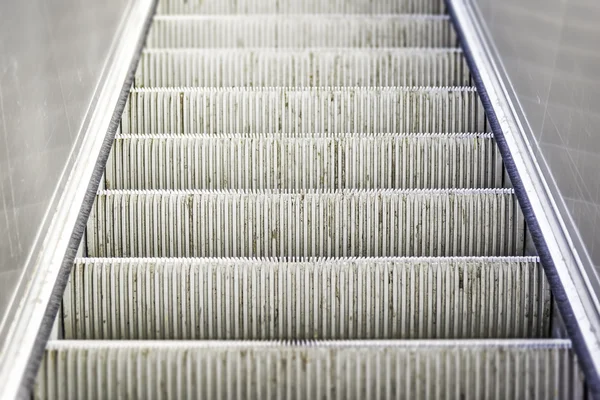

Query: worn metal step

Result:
[134,49,470,88]
[147,15,457,49]
[63,257,550,340]
[35,340,582,400]
[120,87,486,135]
[31,0,586,394]
[87,189,524,258]
[156,0,448,15]
[105,133,503,190]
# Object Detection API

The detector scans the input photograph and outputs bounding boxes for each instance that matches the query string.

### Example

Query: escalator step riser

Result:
[120,87,486,135]
[63,257,550,340]
[35,341,581,400]
[156,0,447,15]
[106,133,503,190]
[147,16,457,49]
[135,49,470,88]
[87,190,524,258]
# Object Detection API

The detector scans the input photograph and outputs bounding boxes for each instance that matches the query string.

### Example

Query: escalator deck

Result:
[34,0,586,398]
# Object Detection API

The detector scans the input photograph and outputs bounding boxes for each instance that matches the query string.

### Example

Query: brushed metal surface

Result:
[0,0,130,332]
[0,0,155,397]
[466,0,600,287]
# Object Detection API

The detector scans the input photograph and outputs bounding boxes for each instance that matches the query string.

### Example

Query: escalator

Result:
[32,0,587,397]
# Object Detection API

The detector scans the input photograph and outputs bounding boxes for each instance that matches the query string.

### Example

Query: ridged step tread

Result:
[156,0,448,15]
[147,15,457,49]
[63,257,550,340]
[134,49,470,88]
[34,0,582,395]
[120,87,486,135]
[35,340,582,400]
[87,189,524,258]
[106,133,503,190]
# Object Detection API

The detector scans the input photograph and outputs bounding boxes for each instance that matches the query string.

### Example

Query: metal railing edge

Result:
[0,0,158,398]
[446,0,600,397]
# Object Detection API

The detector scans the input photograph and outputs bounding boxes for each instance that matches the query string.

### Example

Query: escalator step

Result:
[32,0,587,394]
[87,189,524,258]
[155,0,448,15]
[120,87,486,135]
[105,133,503,190]
[35,340,581,400]
[63,257,550,340]
[147,15,457,49]
[134,48,470,88]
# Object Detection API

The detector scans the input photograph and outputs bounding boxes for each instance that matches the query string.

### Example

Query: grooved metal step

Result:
[147,15,457,49]
[134,49,470,88]
[105,133,504,190]
[35,340,581,400]
[120,87,486,134]
[33,0,585,395]
[63,257,550,340]
[87,189,524,258]
[156,0,448,15]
